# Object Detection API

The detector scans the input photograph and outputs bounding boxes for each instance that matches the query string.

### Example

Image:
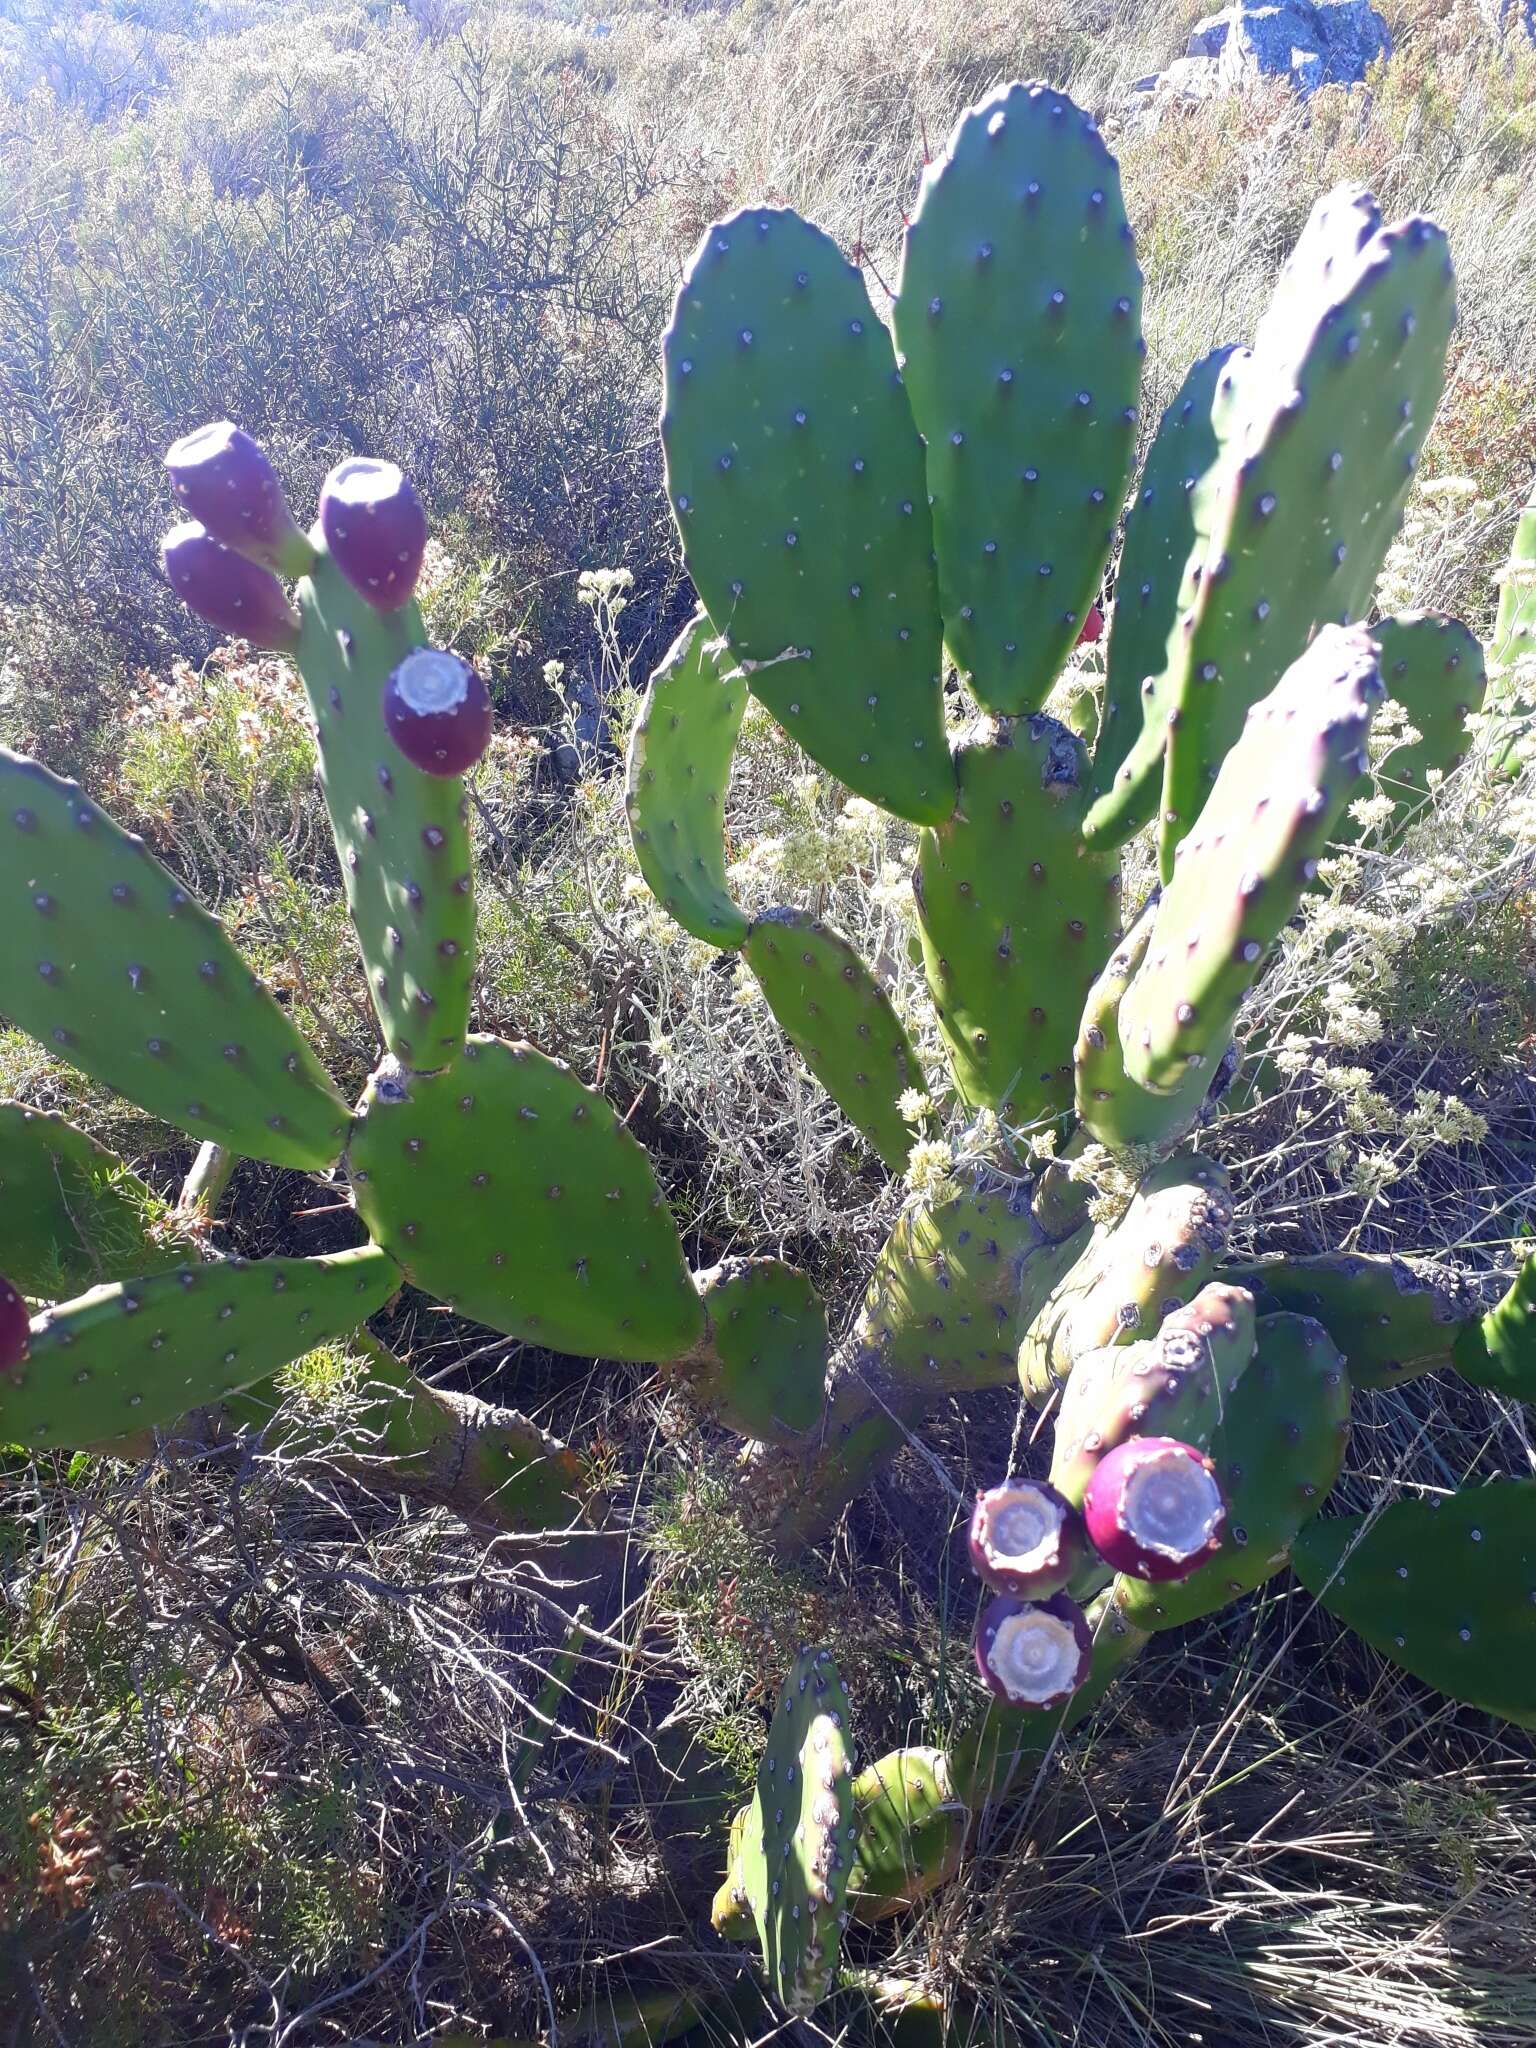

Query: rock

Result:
[1477,0,1535,35]
[1129,0,1392,117]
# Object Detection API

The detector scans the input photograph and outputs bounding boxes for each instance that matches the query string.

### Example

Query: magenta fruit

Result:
[161,521,301,650]
[973,1590,1092,1707]
[968,1476,1088,1599]
[1082,1436,1226,1582]
[164,421,312,577]
[319,457,428,611]
[382,648,492,776]
[0,1275,29,1375]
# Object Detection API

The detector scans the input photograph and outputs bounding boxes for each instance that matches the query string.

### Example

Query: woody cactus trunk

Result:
[2,76,1535,2026]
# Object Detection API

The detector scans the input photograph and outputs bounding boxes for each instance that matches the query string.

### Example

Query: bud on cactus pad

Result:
[1083,1436,1226,1581]
[161,521,301,651]
[968,1477,1087,1598]
[973,1590,1092,1707]
[163,421,312,577]
[382,649,492,776]
[319,457,428,611]
[0,1276,29,1373]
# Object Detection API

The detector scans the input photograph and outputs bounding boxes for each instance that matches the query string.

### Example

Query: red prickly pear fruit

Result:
[161,521,301,651]
[0,1275,30,1375]
[1082,1436,1226,1582]
[319,457,428,611]
[968,1476,1088,1599]
[164,421,312,577]
[1077,603,1105,647]
[973,1589,1092,1707]
[382,648,492,776]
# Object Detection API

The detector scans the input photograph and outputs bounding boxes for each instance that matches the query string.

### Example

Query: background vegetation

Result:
[2,0,1535,2042]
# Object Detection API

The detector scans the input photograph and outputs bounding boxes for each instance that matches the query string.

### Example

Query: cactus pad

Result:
[682,1257,829,1441]
[624,612,749,948]
[1347,613,1486,841]
[1451,1255,1536,1401]
[1228,1252,1474,1390]
[1157,190,1454,875]
[292,549,476,1068]
[846,1748,965,1921]
[744,910,925,1170]
[731,1646,858,2014]
[2,1245,397,1449]
[1116,1312,1349,1629]
[1072,889,1208,1150]
[0,1103,182,1298]
[0,750,351,1171]
[1085,345,1250,845]
[1050,1282,1256,1506]
[914,713,1120,1125]
[1119,625,1383,1098]
[1020,1149,1233,1404]
[893,81,1143,713]
[348,1036,703,1363]
[1293,1481,1536,1729]
[661,208,954,825]
[1489,480,1536,698]
[857,1173,1090,1395]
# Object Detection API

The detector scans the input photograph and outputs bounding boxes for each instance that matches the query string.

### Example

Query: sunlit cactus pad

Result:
[3,1245,397,1448]
[348,1036,703,1363]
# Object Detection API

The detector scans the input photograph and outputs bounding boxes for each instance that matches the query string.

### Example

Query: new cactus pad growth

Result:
[1081,1436,1226,1582]
[974,1590,1092,1707]
[968,1477,1088,1598]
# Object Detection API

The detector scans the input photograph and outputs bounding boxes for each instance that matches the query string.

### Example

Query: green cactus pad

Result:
[949,1589,1146,1809]
[1345,613,1486,842]
[893,81,1143,713]
[624,611,750,948]
[1227,1251,1474,1390]
[846,1748,965,1922]
[913,714,1120,1125]
[1117,1312,1350,1630]
[1489,480,1536,700]
[1072,889,1207,1150]
[1119,625,1383,1098]
[857,1172,1090,1396]
[2,1245,397,1450]
[682,1257,828,1442]
[0,750,351,1171]
[1293,1481,1536,1729]
[732,1646,859,2015]
[1157,190,1454,876]
[744,910,926,1171]
[1020,1149,1233,1405]
[1451,1255,1536,1400]
[292,548,476,1068]
[661,208,954,825]
[0,1103,183,1299]
[348,1036,703,1363]
[1050,1281,1256,1506]
[1085,345,1250,845]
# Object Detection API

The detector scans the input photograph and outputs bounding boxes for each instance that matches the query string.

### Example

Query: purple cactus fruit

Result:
[1082,1436,1226,1582]
[319,457,428,611]
[161,522,301,651]
[164,421,312,577]
[0,1275,29,1376]
[382,648,492,776]
[968,1476,1087,1599]
[973,1590,1092,1708]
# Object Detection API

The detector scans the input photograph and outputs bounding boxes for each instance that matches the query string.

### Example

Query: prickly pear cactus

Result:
[724,1647,859,2014]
